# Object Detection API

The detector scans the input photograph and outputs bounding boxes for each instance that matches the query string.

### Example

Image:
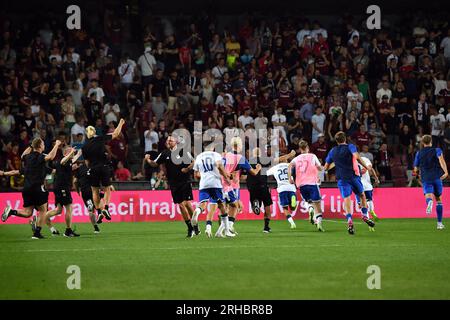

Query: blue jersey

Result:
[414,147,444,182]
[325,144,358,180]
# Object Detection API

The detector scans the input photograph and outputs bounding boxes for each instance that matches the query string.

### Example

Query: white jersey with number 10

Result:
[193,151,223,190]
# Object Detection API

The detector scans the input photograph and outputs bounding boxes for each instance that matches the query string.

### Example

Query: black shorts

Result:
[81,189,94,207]
[54,187,73,206]
[248,186,273,207]
[170,183,193,204]
[89,165,112,188]
[22,185,49,208]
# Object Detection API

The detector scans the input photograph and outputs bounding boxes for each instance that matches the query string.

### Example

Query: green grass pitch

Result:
[0,218,449,299]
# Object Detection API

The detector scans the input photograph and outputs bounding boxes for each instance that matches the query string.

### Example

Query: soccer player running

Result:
[323,132,376,235]
[82,118,125,223]
[191,144,235,238]
[221,137,261,235]
[146,135,199,238]
[413,134,448,230]
[246,147,274,233]
[43,147,83,237]
[355,156,380,221]
[73,162,102,234]
[1,138,61,239]
[267,150,298,229]
[288,141,325,231]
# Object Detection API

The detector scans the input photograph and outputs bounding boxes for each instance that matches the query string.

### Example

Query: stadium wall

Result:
[1,188,447,224]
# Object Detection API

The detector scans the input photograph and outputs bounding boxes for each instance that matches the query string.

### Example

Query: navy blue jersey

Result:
[414,147,444,182]
[325,144,358,180]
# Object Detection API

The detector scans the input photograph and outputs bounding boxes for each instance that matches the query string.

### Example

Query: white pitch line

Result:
[0,242,435,253]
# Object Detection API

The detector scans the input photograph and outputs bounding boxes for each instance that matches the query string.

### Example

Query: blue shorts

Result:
[224,189,239,204]
[199,188,224,204]
[337,177,364,199]
[299,185,322,202]
[355,190,373,204]
[279,191,297,208]
[422,179,443,197]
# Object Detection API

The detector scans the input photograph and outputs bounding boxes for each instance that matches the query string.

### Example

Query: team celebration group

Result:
[0,119,448,239]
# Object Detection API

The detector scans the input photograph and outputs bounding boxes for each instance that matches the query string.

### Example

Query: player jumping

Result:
[413,134,448,230]
[323,132,375,235]
[288,141,325,231]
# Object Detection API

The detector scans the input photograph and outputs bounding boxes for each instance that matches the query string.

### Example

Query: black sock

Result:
[264,218,270,228]
[185,219,193,230]
[229,216,236,223]
[97,209,102,215]
[105,204,109,211]
[35,226,42,234]
[286,214,292,219]
[10,209,18,216]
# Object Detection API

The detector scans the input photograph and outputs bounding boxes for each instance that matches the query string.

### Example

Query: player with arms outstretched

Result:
[323,132,375,235]
[191,144,234,238]
[267,150,297,229]
[288,141,325,231]
[413,135,448,230]
[1,138,61,239]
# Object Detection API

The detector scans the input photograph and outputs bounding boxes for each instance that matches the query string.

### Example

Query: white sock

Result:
[315,215,323,223]
[368,201,374,212]
[206,224,211,232]
[229,220,234,228]
[221,215,230,232]
[195,207,202,215]
[287,216,294,225]
[50,226,57,233]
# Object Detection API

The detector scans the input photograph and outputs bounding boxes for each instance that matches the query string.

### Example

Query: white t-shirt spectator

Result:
[137,52,156,77]
[430,114,446,136]
[214,93,234,107]
[296,29,311,45]
[311,28,328,40]
[64,52,80,65]
[440,36,450,59]
[347,91,363,109]
[376,88,392,103]
[211,65,228,83]
[144,129,159,152]
[254,116,268,131]
[238,115,254,129]
[446,113,450,123]
[103,103,120,124]
[271,112,287,142]
[70,123,85,144]
[88,87,105,103]
[311,113,326,143]
[118,62,135,84]
[0,113,15,136]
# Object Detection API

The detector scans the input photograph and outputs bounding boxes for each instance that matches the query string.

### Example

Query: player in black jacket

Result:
[44,147,83,237]
[1,138,61,239]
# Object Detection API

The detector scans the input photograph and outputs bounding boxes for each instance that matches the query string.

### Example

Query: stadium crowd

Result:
[1,10,450,191]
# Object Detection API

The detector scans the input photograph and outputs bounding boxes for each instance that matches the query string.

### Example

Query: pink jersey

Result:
[291,153,321,187]
[222,152,243,192]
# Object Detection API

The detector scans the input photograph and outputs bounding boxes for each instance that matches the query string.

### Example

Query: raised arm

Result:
[0,170,20,177]
[45,140,62,162]
[71,149,83,163]
[111,118,126,140]
[21,146,32,159]
[61,148,76,165]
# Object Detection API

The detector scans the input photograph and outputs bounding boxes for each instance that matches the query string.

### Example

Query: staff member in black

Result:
[1,138,61,239]
[73,162,103,234]
[245,147,274,233]
[82,118,125,222]
[145,134,199,238]
[44,147,83,237]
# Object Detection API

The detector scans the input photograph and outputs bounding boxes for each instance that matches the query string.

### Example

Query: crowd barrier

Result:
[0,187,446,224]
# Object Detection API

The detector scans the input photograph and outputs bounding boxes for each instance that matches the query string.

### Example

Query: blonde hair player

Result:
[82,119,125,223]
[288,140,325,232]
